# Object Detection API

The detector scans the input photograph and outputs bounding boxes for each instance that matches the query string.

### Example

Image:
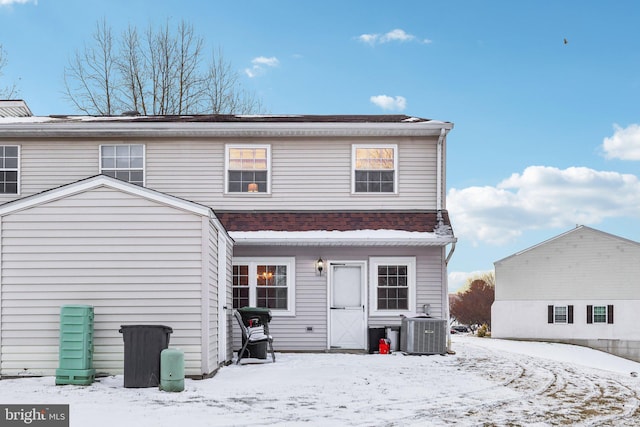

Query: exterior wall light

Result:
[316,257,324,275]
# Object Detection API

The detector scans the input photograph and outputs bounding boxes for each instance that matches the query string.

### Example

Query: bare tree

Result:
[65,19,263,115]
[0,44,18,99]
[64,19,119,115]
[204,47,263,114]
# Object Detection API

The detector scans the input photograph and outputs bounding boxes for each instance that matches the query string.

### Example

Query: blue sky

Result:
[2,0,640,291]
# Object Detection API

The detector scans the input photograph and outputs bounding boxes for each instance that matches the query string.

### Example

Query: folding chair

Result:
[233,310,275,364]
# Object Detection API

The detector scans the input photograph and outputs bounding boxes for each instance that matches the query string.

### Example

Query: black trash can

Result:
[237,307,272,360]
[119,325,172,388]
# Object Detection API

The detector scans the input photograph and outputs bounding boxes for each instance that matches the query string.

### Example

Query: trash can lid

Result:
[119,325,173,333]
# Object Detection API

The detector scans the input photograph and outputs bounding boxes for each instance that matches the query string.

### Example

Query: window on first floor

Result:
[0,145,19,194]
[232,257,295,316]
[548,304,574,324]
[369,257,415,316]
[100,144,145,186]
[587,304,614,324]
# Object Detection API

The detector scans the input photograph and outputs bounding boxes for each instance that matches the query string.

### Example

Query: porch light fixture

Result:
[247,182,259,193]
[316,257,324,275]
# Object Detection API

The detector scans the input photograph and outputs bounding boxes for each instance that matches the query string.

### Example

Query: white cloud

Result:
[358,34,379,45]
[357,29,429,46]
[0,0,35,5]
[448,165,640,246]
[380,29,415,43]
[602,123,640,160]
[244,56,279,78]
[370,95,406,111]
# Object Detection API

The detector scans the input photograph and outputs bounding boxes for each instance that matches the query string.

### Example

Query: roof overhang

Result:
[0,118,453,139]
[229,230,457,247]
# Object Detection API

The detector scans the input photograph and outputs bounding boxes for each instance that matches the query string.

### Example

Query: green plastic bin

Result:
[160,348,185,392]
[56,305,96,386]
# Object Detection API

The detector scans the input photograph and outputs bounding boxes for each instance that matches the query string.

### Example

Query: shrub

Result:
[477,323,489,338]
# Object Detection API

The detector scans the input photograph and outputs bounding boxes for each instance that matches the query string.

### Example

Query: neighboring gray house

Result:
[0,101,456,377]
[492,225,640,362]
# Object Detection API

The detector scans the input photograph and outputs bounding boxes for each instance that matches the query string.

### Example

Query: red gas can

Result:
[379,338,390,354]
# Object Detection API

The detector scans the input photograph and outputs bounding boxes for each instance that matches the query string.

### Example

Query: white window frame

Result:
[232,257,295,316]
[0,145,20,195]
[99,144,146,186]
[592,305,607,323]
[369,256,415,316]
[225,144,271,194]
[351,144,398,194]
[554,305,568,324]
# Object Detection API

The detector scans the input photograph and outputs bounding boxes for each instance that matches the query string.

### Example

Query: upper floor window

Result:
[352,145,397,193]
[226,145,270,193]
[0,145,19,194]
[369,257,415,316]
[100,144,145,186]
[232,257,295,316]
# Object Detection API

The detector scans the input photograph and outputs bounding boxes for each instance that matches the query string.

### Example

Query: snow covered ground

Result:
[2,335,640,426]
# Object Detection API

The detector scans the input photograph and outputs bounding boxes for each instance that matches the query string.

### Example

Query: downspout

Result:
[436,127,456,352]
[436,128,445,214]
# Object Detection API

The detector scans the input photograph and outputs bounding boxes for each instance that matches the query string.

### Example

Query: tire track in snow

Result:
[399,339,640,426]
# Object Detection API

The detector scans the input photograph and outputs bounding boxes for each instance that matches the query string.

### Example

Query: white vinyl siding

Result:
[495,227,640,301]
[0,136,439,210]
[232,246,445,351]
[206,219,219,371]
[0,186,212,377]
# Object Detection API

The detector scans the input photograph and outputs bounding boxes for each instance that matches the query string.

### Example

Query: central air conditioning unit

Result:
[400,317,447,355]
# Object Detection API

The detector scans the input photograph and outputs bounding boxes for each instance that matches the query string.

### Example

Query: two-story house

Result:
[0,100,455,378]
[493,225,640,362]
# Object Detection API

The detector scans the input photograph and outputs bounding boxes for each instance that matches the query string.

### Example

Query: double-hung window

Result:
[0,145,19,194]
[353,145,397,193]
[100,144,145,186]
[232,257,295,316]
[587,304,614,324]
[554,306,568,323]
[369,257,415,316]
[226,145,270,193]
[547,304,574,324]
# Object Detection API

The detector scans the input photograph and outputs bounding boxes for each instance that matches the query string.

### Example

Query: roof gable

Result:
[0,175,212,217]
[495,225,640,265]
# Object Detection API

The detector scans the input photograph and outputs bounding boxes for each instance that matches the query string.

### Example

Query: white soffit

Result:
[229,230,456,246]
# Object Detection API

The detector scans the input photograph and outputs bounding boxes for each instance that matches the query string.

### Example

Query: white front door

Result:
[329,263,366,349]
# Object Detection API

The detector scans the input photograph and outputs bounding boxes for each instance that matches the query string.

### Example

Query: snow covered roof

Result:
[0,113,448,124]
[217,211,455,246]
[0,113,453,138]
